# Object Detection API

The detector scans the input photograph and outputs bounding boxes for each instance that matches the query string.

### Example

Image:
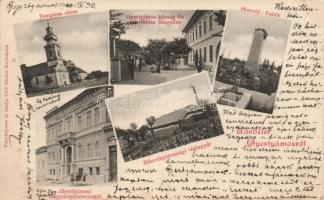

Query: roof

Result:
[66,66,87,74]
[36,146,47,154]
[63,60,87,73]
[153,105,198,128]
[182,10,208,33]
[44,86,113,120]
[21,62,56,77]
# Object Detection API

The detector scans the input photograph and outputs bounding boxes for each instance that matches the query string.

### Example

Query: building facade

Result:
[183,10,225,68]
[36,86,117,184]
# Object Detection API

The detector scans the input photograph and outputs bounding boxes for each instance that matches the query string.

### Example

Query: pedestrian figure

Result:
[194,52,202,73]
[76,172,80,181]
[83,173,87,182]
[197,60,202,73]
[70,173,74,183]
[157,61,161,73]
[128,56,135,80]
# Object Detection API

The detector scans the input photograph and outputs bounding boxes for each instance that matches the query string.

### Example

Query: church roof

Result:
[70,66,87,74]
[21,62,56,77]
[63,60,87,74]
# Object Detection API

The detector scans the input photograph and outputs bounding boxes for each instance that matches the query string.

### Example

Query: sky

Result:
[112,10,194,47]
[221,10,291,65]
[14,12,108,73]
[107,73,212,129]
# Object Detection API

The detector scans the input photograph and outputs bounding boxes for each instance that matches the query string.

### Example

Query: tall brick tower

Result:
[245,28,267,77]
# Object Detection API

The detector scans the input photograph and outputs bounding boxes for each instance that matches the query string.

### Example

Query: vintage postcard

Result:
[109,9,226,84]
[107,73,223,162]
[214,10,291,114]
[0,0,323,200]
[14,12,109,97]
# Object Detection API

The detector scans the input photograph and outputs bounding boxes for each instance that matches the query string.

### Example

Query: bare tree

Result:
[146,116,157,139]
[129,122,139,142]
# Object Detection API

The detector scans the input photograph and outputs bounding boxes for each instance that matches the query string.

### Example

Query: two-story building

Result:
[36,86,117,184]
[182,10,225,68]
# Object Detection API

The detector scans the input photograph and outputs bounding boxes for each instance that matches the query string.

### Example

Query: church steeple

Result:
[44,22,62,63]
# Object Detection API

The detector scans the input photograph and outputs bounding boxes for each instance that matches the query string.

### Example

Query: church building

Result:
[21,23,87,94]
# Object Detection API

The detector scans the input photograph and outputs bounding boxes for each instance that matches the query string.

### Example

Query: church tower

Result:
[43,22,70,86]
[44,22,63,67]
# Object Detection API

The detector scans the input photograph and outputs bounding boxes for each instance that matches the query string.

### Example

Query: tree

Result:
[109,10,139,40]
[143,39,168,64]
[139,125,149,141]
[109,10,126,39]
[214,11,226,27]
[143,38,191,65]
[146,116,157,139]
[116,39,142,52]
[164,37,192,59]
[129,123,139,142]
[213,11,226,36]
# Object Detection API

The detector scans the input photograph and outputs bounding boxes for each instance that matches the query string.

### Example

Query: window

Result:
[86,111,92,127]
[96,167,100,175]
[209,15,213,31]
[199,25,202,37]
[89,167,93,175]
[58,124,62,135]
[199,49,202,62]
[87,143,92,158]
[204,47,207,62]
[95,141,100,157]
[209,45,213,62]
[192,32,194,42]
[78,144,82,160]
[203,20,207,34]
[195,29,198,40]
[66,118,72,132]
[94,108,99,124]
[77,115,82,130]
[35,77,39,85]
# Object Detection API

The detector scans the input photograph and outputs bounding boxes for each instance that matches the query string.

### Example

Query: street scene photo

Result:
[14,12,109,97]
[109,10,226,85]
[107,73,224,162]
[214,10,290,114]
[35,86,118,186]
